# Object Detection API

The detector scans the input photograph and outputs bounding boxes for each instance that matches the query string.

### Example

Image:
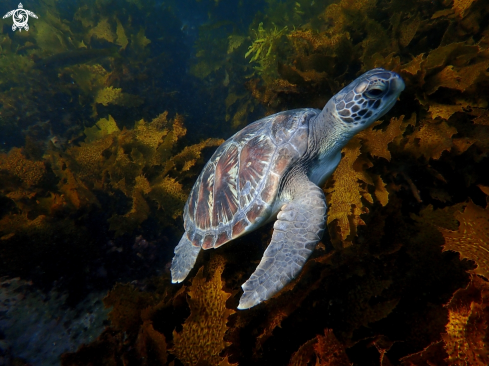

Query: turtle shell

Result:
[183,109,318,250]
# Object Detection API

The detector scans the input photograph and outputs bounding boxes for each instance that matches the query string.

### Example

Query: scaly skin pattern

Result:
[238,178,326,309]
[171,68,405,309]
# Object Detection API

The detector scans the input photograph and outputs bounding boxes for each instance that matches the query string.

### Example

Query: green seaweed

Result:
[245,22,288,78]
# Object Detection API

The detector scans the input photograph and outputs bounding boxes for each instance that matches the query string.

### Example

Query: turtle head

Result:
[329,68,405,133]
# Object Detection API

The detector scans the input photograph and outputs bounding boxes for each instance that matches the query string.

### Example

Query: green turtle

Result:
[171,68,405,309]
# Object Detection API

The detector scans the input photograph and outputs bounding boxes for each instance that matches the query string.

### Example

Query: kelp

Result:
[400,274,489,365]
[0,0,186,154]
[325,138,372,248]
[46,112,223,235]
[171,256,235,365]
[0,148,47,187]
[0,111,222,300]
[439,201,489,279]
[61,257,237,365]
[288,329,351,366]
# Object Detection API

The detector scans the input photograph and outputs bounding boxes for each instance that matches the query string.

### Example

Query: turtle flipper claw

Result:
[171,234,201,283]
[238,180,327,309]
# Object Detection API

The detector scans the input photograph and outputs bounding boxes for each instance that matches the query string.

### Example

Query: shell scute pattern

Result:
[238,135,274,208]
[184,109,315,250]
[213,144,239,225]
[195,164,214,229]
[270,110,307,145]
[233,118,264,141]
[246,201,265,223]
[260,145,295,203]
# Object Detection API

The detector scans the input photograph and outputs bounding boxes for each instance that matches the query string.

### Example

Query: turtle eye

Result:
[365,84,386,99]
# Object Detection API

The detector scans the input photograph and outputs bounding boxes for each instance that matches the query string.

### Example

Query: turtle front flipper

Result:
[238,178,327,309]
[171,234,201,283]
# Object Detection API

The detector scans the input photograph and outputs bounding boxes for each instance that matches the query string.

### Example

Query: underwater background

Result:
[0,0,489,365]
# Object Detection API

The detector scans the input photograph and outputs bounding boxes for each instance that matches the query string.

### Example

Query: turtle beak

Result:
[383,73,405,103]
[391,73,405,94]
[380,74,405,116]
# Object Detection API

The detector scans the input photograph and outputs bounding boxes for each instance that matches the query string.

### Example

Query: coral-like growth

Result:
[326,139,369,248]
[148,176,188,221]
[358,117,404,161]
[314,329,351,366]
[405,121,458,160]
[453,0,478,18]
[439,201,489,280]
[64,135,114,184]
[228,35,246,54]
[83,115,121,142]
[108,190,151,236]
[136,320,168,365]
[103,283,154,334]
[171,256,235,366]
[288,338,317,366]
[167,137,225,178]
[399,341,448,366]
[0,148,46,187]
[325,134,391,248]
[443,275,489,365]
[401,275,489,365]
[288,329,351,366]
[88,18,115,43]
[94,86,143,107]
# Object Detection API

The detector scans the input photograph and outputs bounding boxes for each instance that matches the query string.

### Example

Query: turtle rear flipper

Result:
[171,234,201,283]
[238,177,327,309]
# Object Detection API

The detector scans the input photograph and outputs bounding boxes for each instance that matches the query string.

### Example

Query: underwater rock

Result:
[0,278,108,366]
